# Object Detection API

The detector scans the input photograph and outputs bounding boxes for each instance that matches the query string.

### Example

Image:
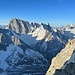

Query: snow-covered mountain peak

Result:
[58,24,75,39]
[66,24,75,29]
[0,25,6,29]
[0,18,72,75]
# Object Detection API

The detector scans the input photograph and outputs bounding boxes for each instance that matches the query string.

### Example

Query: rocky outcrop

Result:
[0,29,23,46]
[46,39,75,75]
[7,18,31,34]
[54,51,75,75]
[54,63,75,75]
[54,48,75,75]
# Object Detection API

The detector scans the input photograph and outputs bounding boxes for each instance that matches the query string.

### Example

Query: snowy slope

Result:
[0,44,24,71]
[0,25,5,29]
[25,49,48,62]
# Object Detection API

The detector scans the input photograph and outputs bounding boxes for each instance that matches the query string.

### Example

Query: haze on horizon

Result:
[0,0,75,27]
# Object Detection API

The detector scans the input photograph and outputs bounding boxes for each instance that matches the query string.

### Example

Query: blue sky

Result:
[0,0,75,27]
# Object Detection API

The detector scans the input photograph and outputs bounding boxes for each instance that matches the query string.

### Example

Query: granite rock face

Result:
[7,18,31,34]
[46,39,75,75]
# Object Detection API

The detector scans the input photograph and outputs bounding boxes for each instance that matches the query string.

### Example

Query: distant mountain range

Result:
[0,18,75,75]
[59,24,75,39]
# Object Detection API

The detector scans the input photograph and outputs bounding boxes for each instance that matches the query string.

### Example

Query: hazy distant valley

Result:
[0,18,75,75]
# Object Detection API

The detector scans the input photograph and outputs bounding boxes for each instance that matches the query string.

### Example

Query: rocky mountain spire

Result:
[7,18,31,34]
